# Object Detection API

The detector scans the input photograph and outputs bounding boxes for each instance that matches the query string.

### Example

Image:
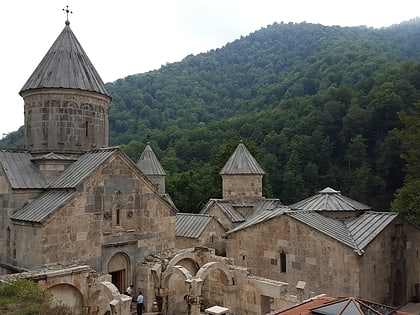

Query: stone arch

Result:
[108,252,131,294]
[167,250,200,276]
[196,262,234,286]
[47,283,84,315]
[161,265,193,288]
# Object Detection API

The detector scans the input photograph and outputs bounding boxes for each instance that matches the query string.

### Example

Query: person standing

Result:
[136,291,144,315]
[126,285,133,296]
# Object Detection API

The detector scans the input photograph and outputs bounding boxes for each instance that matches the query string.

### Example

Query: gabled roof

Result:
[20,22,110,98]
[200,199,245,223]
[289,187,371,212]
[176,213,214,238]
[345,211,398,250]
[11,190,75,223]
[136,143,166,176]
[48,147,119,188]
[227,209,398,255]
[247,198,282,218]
[227,207,288,234]
[219,142,265,175]
[0,150,45,189]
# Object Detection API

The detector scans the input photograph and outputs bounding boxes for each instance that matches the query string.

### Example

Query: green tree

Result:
[0,279,71,315]
[392,102,420,225]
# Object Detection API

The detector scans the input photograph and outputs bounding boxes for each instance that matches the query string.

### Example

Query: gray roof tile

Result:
[289,187,371,211]
[48,147,118,188]
[227,207,288,234]
[176,213,213,238]
[220,142,265,175]
[11,190,75,223]
[345,211,397,250]
[0,150,45,189]
[287,211,360,253]
[20,22,110,97]
[200,199,245,223]
[136,143,166,176]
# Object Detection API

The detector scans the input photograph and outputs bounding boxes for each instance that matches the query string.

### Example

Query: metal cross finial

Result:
[63,5,73,24]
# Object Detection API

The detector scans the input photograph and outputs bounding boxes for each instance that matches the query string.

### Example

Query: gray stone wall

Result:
[226,215,361,299]
[222,174,263,204]
[23,89,110,155]
[11,152,176,275]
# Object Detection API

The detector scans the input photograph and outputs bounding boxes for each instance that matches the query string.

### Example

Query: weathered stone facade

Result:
[22,89,110,156]
[225,214,420,306]
[175,218,226,255]
[7,150,175,295]
[221,174,263,204]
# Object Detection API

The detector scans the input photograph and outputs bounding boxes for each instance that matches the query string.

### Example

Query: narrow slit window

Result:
[280,251,286,273]
[116,208,120,226]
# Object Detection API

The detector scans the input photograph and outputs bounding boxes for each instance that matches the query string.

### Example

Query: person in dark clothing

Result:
[136,291,144,315]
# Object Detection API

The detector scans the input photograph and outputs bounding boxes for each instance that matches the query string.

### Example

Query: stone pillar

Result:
[185,278,203,315]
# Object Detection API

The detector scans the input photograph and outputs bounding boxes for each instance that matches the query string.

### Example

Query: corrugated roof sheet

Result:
[227,207,288,234]
[20,22,110,98]
[176,213,213,238]
[287,210,360,253]
[248,198,282,218]
[345,211,397,250]
[11,190,75,223]
[289,187,371,211]
[48,147,118,188]
[136,143,166,176]
[219,142,265,175]
[200,199,245,223]
[0,150,45,189]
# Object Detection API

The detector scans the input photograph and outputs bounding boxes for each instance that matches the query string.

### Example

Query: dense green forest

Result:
[2,19,420,222]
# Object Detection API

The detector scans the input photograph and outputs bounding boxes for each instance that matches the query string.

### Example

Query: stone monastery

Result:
[0,15,419,315]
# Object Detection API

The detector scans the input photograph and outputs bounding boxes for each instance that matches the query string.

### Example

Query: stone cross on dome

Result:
[63,5,73,25]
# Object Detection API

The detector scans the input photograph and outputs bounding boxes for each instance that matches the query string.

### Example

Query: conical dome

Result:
[20,22,110,97]
[20,21,111,156]
[220,142,265,175]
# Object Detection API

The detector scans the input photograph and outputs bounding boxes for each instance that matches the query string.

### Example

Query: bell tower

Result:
[19,8,111,157]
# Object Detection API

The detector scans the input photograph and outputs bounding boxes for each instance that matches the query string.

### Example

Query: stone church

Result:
[1,13,419,315]
[0,17,177,314]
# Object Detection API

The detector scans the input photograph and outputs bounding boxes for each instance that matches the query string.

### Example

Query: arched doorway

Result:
[108,252,130,294]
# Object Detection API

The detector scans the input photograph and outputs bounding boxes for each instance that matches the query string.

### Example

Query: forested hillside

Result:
[2,19,420,219]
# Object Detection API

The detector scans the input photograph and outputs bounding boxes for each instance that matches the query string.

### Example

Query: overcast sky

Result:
[1,0,419,138]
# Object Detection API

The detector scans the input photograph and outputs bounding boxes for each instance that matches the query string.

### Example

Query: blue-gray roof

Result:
[20,22,110,98]
[0,150,45,189]
[48,147,118,188]
[289,187,371,211]
[227,207,289,234]
[176,213,213,238]
[248,198,282,218]
[11,190,75,223]
[220,142,265,175]
[136,143,166,176]
[200,199,245,223]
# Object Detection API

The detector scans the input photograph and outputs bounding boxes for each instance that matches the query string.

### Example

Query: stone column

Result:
[185,278,203,315]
